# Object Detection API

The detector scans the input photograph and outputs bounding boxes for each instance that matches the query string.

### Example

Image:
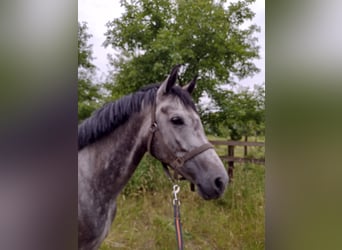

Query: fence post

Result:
[228,144,234,180]
[244,136,248,157]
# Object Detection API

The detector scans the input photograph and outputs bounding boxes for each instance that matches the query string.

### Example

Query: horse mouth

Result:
[196,184,222,200]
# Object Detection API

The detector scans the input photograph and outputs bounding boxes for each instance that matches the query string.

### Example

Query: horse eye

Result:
[170,116,184,125]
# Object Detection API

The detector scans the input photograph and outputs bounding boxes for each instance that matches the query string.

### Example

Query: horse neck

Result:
[89,106,152,197]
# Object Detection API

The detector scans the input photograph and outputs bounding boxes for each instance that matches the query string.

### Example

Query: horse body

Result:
[78,66,228,250]
[78,109,152,250]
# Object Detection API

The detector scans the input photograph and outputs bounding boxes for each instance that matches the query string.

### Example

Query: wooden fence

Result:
[209,140,265,179]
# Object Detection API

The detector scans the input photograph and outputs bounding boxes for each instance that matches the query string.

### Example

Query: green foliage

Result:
[203,83,265,139]
[121,155,168,197]
[78,22,95,69]
[104,0,260,103]
[78,78,101,121]
[78,22,102,121]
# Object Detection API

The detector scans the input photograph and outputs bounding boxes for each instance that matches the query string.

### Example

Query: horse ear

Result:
[183,75,197,95]
[158,65,181,95]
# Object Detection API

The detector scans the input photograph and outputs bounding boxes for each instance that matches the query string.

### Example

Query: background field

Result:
[100,140,265,250]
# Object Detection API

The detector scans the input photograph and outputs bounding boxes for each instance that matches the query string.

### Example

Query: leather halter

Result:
[147,99,213,182]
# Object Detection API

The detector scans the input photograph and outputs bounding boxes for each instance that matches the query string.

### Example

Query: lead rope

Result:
[172,184,184,250]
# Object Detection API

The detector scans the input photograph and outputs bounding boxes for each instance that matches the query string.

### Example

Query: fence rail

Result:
[210,140,265,147]
[209,140,265,179]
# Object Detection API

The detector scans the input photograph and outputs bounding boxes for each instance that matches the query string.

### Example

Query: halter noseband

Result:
[147,99,213,181]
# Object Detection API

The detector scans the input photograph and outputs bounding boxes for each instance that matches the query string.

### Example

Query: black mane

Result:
[78,84,196,150]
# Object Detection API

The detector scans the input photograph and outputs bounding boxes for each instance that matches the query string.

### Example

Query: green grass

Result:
[100,160,265,250]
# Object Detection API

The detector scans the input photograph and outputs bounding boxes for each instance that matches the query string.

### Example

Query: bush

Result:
[122,155,170,197]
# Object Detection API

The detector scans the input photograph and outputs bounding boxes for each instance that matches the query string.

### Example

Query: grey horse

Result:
[78,66,229,250]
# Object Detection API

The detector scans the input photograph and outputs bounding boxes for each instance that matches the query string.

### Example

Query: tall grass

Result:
[100,153,265,250]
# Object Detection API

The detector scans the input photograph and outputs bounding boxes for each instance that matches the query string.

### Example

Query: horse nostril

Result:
[214,177,224,192]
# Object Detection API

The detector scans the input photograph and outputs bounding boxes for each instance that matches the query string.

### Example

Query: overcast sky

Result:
[78,0,264,88]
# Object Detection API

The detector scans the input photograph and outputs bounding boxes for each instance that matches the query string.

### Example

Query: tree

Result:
[78,22,101,121]
[103,0,260,106]
[202,83,265,140]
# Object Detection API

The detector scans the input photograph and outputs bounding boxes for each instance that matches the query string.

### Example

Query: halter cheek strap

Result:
[147,99,158,154]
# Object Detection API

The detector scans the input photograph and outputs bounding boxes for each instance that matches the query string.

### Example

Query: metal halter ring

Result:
[150,122,158,133]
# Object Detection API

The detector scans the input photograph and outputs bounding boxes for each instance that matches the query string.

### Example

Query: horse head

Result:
[148,66,229,199]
